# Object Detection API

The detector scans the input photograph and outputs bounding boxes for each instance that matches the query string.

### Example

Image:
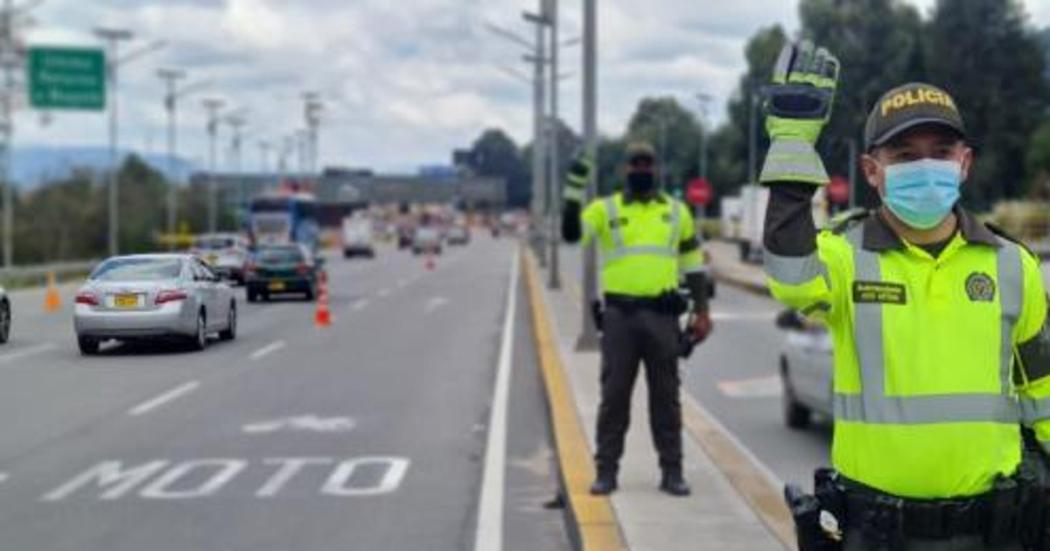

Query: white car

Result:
[74,255,237,355]
[341,217,376,258]
[192,233,251,285]
[777,309,833,429]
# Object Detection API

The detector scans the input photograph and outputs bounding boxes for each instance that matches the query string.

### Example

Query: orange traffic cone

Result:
[314,271,332,328]
[425,254,435,271]
[44,271,62,313]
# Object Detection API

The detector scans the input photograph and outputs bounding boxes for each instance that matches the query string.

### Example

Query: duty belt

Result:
[843,487,987,539]
[603,292,684,315]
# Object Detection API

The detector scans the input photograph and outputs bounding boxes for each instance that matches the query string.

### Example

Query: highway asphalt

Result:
[0,235,567,551]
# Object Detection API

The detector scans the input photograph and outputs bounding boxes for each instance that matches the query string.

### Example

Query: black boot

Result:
[659,470,691,497]
[589,469,618,495]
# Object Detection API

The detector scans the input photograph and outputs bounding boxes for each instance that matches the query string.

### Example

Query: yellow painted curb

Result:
[522,248,627,551]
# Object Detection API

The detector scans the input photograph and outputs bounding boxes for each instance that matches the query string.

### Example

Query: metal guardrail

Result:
[0,260,100,282]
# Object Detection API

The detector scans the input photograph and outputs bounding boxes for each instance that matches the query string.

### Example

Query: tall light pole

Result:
[202,97,224,233]
[259,140,271,173]
[157,68,184,249]
[158,69,208,249]
[95,29,163,256]
[0,0,37,268]
[302,92,322,174]
[576,0,599,350]
[748,90,759,186]
[226,114,246,218]
[489,12,550,267]
[95,28,133,257]
[546,0,561,290]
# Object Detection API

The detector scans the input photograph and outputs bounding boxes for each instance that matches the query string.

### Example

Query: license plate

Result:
[114,294,140,309]
[268,281,286,291]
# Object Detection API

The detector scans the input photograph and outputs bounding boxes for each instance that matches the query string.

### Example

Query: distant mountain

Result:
[8,146,199,189]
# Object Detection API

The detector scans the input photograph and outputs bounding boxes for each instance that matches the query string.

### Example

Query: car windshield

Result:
[195,237,237,250]
[255,247,303,264]
[417,228,437,239]
[90,258,183,282]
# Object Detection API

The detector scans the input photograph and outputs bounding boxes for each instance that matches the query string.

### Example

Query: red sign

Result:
[686,178,713,206]
[828,176,849,205]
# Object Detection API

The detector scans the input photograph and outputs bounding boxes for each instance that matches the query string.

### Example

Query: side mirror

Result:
[775,309,806,331]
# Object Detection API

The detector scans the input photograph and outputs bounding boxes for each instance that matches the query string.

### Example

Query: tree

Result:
[719,25,789,198]
[925,0,1049,207]
[799,0,925,207]
[468,129,530,208]
[1025,119,1050,199]
[625,97,703,196]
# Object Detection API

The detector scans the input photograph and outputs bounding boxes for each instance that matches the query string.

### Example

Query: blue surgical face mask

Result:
[880,158,962,230]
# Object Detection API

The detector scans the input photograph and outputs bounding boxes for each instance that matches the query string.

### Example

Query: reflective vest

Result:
[581,192,704,297]
[765,212,1048,498]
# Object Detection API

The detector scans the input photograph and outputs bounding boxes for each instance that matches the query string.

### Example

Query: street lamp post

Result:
[225,115,246,220]
[94,28,133,257]
[202,97,224,233]
[546,0,561,290]
[157,68,184,250]
[576,0,599,350]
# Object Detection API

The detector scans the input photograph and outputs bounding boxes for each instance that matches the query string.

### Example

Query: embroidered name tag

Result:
[852,281,907,305]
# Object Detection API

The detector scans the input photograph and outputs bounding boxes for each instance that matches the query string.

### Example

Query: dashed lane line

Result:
[127,381,201,417]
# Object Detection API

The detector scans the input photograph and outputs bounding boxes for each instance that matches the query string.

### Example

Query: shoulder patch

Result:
[984,222,1037,258]
[826,209,872,235]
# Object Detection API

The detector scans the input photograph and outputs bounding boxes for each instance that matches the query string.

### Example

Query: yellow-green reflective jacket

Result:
[766,210,1050,499]
[581,192,704,297]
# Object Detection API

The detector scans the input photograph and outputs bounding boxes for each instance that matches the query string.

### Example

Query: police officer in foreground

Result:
[561,143,713,497]
[762,40,1050,550]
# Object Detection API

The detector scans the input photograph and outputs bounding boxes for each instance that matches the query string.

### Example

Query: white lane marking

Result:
[377,288,391,298]
[396,278,410,289]
[716,376,783,398]
[0,343,57,364]
[242,415,356,434]
[0,472,9,484]
[250,340,286,361]
[474,251,519,551]
[423,297,449,314]
[41,456,412,501]
[350,299,369,311]
[127,381,200,416]
[710,311,778,322]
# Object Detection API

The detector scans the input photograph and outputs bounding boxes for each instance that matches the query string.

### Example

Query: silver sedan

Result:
[73,254,237,355]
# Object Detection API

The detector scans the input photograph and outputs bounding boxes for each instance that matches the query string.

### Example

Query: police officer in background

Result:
[762,41,1050,550]
[561,142,713,497]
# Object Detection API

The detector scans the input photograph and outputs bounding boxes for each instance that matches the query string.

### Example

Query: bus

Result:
[247,193,320,250]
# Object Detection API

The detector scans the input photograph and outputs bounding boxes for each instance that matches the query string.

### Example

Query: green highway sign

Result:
[27,46,106,111]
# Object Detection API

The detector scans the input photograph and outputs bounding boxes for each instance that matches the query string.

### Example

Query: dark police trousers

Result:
[595,303,682,475]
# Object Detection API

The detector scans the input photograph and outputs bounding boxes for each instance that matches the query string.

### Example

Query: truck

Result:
[341,216,376,258]
[721,184,827,264]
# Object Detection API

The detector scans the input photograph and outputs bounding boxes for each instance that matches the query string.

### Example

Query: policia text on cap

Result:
[763,41,1050,550]
[561,143,713,497]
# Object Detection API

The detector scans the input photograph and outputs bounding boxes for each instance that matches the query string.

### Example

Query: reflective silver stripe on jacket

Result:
[600,196,682,265]
[765,251,825,286]
[833,226,1022,425]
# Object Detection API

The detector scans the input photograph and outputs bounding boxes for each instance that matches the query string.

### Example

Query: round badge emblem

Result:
[965,272,996,302]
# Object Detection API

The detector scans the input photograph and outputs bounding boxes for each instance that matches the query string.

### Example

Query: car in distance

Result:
[776,309,833,429]
[191,233,251,285]
[74,255,237,355]
[341,216,376,258]
[245,244,324,302]
[411,227,442,255]
[446,224,470,246]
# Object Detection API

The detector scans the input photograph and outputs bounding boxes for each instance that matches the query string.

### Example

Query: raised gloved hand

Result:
[760,40,840,186]
[563,155,594,204]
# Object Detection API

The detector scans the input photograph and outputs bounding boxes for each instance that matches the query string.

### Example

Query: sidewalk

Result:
[706,240,769,295]
[523,249,790,551]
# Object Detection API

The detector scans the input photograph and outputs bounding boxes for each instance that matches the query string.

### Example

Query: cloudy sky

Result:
[14,0,1050,174]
